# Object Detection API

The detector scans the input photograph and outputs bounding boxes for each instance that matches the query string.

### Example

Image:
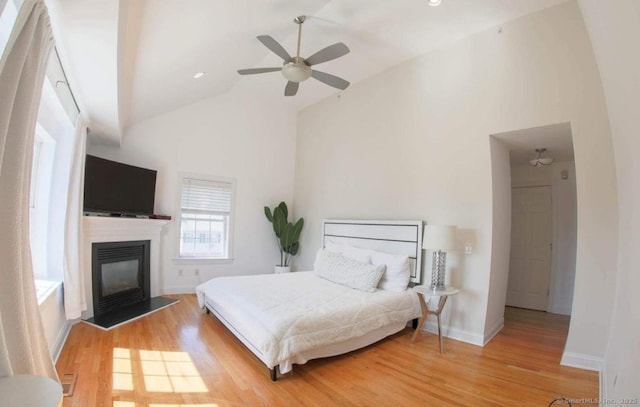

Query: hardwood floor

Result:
[56,296,598,406]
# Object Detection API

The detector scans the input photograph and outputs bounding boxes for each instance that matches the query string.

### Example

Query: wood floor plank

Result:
[56,295,598,406]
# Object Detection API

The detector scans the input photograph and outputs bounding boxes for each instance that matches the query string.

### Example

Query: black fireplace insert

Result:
[92,240,150,317]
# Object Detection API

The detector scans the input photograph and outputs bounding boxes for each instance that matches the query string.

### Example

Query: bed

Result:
[196,219,424,380]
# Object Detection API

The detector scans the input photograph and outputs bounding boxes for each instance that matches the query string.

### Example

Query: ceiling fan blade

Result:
[284,81,299,96]
[311,70,350,90]
[257,35,292,61]
[305,43,350,66]
[237,67,282,75]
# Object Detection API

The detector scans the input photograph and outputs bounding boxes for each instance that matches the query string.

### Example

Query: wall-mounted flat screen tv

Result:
[83,155,157,216]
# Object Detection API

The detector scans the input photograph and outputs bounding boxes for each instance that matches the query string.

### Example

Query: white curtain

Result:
[63,117,87,319]
[0,0,57,380]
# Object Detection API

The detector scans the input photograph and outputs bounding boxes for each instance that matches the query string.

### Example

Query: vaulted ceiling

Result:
[46,0,568,145]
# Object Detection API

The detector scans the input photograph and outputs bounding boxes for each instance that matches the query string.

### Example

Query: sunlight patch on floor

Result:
[112,347,208,395]
[149,404,219,407]
[140,350,208,393]
[113,403,218,407]
[113,348,134,391]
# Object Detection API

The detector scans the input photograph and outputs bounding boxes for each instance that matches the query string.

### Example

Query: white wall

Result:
[511,161,577,315]
[39,284,70,361]
[578,0,640,398]
[294,0,618,360]
[89,93,297,293]
[485,138,511,342]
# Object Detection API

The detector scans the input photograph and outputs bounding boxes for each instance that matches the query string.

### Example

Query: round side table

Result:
[0,374,62,407]
[411,285,460,353]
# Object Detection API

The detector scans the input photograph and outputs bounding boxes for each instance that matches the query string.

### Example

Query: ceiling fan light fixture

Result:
[529,148,553,167]
[281,62,312,83]
[427,0,442,6]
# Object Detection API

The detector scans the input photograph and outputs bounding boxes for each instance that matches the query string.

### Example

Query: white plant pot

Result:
[274,265,291,274]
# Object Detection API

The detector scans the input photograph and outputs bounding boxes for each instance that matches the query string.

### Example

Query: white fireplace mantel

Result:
[82,216,171,319]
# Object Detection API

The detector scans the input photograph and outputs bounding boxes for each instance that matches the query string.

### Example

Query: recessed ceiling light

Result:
[193,72,205,79]
[427,0,442,6]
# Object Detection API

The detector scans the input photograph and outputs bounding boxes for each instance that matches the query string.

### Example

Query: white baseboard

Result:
[599,367,607,403]
[483,318,504,345]
[560,351,603,371]
[547,304,572,316]
[52,320,72,363]
[423,320,484,346]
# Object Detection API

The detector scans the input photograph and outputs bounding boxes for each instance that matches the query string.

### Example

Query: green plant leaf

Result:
[273,205,286,238]
[264,206,273,223]
[288,242,299,256]
[280,222,293,254]
[292,218,304,242]
[278,201,288,220]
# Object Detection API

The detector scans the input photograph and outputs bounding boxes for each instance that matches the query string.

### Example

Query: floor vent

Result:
[61,373,77,397]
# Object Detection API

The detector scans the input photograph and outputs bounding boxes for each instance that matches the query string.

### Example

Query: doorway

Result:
[490,122,577,327]
[506,186,552,311]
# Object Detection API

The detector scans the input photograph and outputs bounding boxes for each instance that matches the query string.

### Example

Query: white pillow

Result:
[370,250,411,291]
[314,250,385,292]
[342,244,373,264]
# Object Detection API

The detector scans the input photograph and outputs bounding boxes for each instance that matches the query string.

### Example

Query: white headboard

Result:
[322,219,423,284]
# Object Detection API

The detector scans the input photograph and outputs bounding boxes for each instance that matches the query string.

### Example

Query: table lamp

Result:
[423,225,457,289]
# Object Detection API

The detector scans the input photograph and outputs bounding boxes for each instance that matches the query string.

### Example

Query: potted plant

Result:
[264,201,304,273]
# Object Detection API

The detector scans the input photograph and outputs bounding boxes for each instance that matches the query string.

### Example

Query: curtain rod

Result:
[53,45,80,115]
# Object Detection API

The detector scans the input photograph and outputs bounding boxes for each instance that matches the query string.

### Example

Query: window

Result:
[4,0,76,306]
[178,175,235,260]
[0,0,18,56]
[29,124,56,280]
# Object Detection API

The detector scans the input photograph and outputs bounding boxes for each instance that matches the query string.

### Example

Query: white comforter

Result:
[195,272,420,371]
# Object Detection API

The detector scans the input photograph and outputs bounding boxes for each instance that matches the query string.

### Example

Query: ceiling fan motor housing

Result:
[281,58,312,82]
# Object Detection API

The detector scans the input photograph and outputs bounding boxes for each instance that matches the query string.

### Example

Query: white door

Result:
[506,186,552,311]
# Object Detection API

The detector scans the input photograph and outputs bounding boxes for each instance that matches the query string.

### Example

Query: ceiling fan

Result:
[238,15,350,96]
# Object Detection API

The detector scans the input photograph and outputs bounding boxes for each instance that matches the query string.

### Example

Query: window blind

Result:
[181,178,232,215]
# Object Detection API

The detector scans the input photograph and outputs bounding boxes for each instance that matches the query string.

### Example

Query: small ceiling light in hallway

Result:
[529,148,553,166]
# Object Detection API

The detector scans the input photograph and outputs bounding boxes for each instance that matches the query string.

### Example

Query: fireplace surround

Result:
[82,216,170,319]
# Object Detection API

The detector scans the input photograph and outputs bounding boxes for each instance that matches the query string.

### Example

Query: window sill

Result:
[172,257,234,265]
[35,280,62,306]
